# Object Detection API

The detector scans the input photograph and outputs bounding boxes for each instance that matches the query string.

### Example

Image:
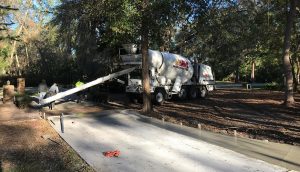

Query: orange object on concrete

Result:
[103,150,120,157]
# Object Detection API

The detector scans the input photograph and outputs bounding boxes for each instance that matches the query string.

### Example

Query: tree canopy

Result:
[0,0,299,106]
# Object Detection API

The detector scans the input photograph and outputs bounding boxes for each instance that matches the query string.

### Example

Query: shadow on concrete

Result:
[133,114,300,171]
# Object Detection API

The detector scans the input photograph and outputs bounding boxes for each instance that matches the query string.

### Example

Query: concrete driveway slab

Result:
[47,110,297,172]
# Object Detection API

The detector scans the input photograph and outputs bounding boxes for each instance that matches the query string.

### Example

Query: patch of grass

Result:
[7,163,43,172]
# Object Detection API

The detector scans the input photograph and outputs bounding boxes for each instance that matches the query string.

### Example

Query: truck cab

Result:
[197,64,215,91]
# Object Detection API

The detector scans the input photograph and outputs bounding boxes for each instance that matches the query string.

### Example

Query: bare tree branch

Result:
[0,22,15,26]
[0,5,18,11]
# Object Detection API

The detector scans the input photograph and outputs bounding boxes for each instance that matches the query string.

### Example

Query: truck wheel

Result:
[131,98,138,104]
[128,94,138,103]
[199,87,207,98]
[178,87,187,100]
[189,87,198,99]
[154,89,165,105]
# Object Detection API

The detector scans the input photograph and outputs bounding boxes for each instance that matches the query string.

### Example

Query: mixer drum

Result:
[148,50,194,85]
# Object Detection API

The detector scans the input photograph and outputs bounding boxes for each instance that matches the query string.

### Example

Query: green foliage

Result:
[23,25,78,85]
[51,0,186,80]
[14,92,33,109]
[175,0,291,83]
[0,46,10,75]
[264,82,282,91]
[1,0,298,88]
[0,57,9,75]
[255,56,283,83]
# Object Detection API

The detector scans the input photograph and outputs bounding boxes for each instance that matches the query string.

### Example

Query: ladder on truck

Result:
[39,67,136,106]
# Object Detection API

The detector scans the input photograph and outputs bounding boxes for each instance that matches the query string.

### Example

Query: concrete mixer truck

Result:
[37,45,213,107]
[119,47,215,105]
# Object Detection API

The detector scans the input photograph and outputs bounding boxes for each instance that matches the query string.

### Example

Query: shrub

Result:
[264,82,282,91]
[14,93,33,109]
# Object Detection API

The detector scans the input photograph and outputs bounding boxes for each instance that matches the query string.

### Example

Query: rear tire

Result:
[154,89,165,105]
[128,94,138,103]
[178,87,187,100]
[189,87,198,99]
[199,86,208,98]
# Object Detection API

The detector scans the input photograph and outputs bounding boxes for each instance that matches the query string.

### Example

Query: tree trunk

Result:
[290,54,298,91]
[295,57,300,92]
[141,0,152,113]
[10,25,23,62]
[10,11,28,64]
[282,0,296,106]
[251,60,255,83]
[15,53,21,76]
[295,45,300,92]
[25,45,29,67]
[235,64,240,83]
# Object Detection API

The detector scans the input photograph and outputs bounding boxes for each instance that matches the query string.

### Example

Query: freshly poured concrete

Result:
[48,110,299,172]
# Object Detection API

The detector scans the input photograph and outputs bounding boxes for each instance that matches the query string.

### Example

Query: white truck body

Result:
[148,50,194,93]
[119,49,215,104]
[198,64,214,91]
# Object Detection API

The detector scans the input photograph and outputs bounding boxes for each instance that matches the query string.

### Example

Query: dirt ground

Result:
[106,89,300,146]
[0,119,94,172]
[0,88,299,171]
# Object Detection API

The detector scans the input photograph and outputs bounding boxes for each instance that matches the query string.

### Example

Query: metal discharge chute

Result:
[40,67,136,105]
